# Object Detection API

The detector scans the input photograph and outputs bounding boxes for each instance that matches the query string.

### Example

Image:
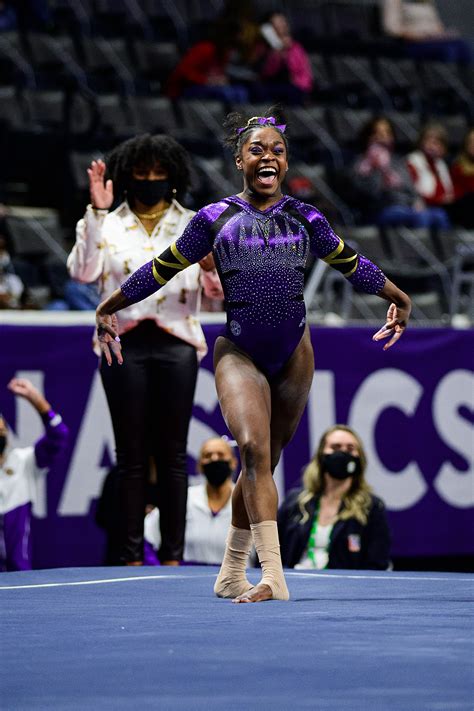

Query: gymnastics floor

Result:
[1,566,473,710]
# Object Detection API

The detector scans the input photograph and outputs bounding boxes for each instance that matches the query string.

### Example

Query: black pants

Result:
[100,320,198,563]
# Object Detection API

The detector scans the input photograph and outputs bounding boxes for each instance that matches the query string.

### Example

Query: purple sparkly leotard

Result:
[121,195,386,378]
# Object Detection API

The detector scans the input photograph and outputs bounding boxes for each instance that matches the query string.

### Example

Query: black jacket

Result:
[278,489,391,570]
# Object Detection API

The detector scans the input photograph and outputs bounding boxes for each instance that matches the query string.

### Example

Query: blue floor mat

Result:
[1,567,473,710]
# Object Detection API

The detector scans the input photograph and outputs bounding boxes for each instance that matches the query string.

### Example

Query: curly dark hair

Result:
[223,106,289,156]
[105,133,191,203]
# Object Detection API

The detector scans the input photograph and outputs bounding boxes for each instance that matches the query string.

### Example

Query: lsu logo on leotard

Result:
[230,320,241,336]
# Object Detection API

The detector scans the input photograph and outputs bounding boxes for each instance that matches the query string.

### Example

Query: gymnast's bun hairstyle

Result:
[223,106,289,156]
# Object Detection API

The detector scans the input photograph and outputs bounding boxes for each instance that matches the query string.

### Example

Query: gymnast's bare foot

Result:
[232,583,273,603]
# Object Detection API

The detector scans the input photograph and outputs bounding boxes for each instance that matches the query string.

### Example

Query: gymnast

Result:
[95,110,411,603]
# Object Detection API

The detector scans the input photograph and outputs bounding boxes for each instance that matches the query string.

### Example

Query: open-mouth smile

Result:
[255,166,278,187]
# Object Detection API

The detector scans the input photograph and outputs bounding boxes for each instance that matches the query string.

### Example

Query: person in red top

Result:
[450,127,474,228]
[406,123,454,217]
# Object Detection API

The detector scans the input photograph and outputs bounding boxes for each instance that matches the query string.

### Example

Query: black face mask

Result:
[321,451,361,480]
[0,435,7,455]
[129,179,170,206]
[202,460,232,487]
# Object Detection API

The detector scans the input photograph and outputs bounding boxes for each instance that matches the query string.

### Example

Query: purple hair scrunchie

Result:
[237,116,286,134]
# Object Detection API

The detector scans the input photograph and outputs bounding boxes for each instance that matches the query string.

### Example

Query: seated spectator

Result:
[406,122,453,215]
[144,437,238,566]
[0,378,69,571]
[449,127,474,228]
[278,425,391,570]
[381,0,472,63]
[166,19,250,103]
[0,234,24,309]
[45,279,100,311]
[252,12,313,105]
[6,243,74,310]
[352,115,450,229]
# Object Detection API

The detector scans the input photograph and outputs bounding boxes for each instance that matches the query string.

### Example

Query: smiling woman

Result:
[233,114,289,196]
[95,109,412,603]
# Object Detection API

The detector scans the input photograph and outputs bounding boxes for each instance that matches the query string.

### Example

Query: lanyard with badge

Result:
[307,504,333,568]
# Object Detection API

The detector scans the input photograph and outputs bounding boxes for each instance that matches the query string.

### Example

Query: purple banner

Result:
[1,317,473,566]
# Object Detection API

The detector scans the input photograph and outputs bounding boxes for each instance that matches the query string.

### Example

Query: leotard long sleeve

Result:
[121,195,386,377]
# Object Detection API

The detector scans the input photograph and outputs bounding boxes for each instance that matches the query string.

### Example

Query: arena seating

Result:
[0,0,472,324]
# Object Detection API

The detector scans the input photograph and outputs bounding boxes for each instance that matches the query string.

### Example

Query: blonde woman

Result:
[278,426,391,570]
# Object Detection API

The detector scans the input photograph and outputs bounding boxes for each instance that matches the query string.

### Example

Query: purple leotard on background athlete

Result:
[121,195,386,377]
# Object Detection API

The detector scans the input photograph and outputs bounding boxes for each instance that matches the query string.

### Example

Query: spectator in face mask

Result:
[67,133,223,568]
[144,437,238,565]
[277,425,391,570]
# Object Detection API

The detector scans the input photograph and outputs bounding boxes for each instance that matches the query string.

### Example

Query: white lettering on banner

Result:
[58,371,114,516]
[433,370,474,508]
[36,364,472,517]
[10,371,47,518]
[349,369,428,510]
[307,371,336,456]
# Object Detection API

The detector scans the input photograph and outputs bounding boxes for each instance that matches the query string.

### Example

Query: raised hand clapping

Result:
[88,159,114,210]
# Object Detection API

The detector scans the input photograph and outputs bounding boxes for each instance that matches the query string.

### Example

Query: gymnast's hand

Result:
[372,302,411,351]
[96,310,123,366]
[96,289,131,364]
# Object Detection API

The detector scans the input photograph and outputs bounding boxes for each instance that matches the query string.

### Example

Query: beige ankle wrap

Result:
[251,520,290,601]
[214,525,253,599]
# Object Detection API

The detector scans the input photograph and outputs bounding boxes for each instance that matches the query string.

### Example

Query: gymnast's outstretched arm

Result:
[95,208,217,364]
[304,208,411,350]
